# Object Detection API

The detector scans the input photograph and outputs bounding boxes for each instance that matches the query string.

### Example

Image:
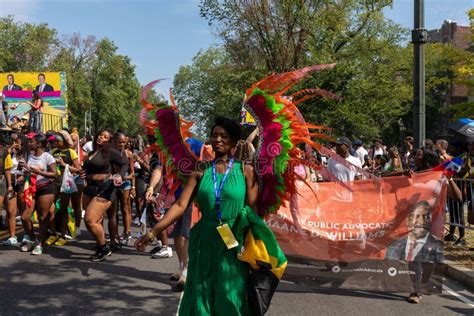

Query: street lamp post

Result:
[412,0,427,148]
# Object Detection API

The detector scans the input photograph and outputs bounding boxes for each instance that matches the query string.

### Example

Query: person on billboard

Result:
[2,74,22,91]
[384,200,443,304]
[34,73,54,92]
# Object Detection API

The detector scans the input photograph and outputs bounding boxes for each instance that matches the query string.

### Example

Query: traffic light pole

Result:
[412,0,427,148]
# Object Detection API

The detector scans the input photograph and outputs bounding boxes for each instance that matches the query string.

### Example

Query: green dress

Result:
[179,161,250,316]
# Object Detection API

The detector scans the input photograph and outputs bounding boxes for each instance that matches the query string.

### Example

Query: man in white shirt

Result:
[369,137,386,159]
[327,137,362,181]
[353,139,368,166]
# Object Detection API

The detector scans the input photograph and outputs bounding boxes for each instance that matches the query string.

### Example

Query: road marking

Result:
[443,284,474,308]
[176,291,184,316]
[354,290,404,300]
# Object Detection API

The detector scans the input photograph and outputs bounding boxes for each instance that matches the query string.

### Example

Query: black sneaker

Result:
[444,234,456,242]
[454,238,466,247]
[109,242,122,252]
[90,245,112,262]
[149,244,163,255]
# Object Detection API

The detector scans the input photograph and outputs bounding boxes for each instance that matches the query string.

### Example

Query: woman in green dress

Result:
[135,117,259,315]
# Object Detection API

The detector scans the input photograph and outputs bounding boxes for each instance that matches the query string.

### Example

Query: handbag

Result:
[235,208,287,316]
[242,229,283,316]
[60,165,78,194]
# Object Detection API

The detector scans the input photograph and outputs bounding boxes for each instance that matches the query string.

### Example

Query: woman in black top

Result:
[83,130,128,262]
[26,91,43,133]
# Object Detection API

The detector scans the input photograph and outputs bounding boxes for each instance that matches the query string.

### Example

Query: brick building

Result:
[428,20,472,135]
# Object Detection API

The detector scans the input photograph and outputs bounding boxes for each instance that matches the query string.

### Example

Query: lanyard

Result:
[212,158,234,223]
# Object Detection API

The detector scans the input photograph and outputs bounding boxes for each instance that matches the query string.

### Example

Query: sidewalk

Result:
[444,260,474,290]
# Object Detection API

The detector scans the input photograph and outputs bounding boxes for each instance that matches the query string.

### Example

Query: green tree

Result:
[89,39,140,134]
[0,16,57,72]
[422,43,471,136]
[193,0,412,144]
[48,34,97,133]
[200,0,394,72]
[1,17,143,135]
[450,8,474,120]
[173,47,264,137]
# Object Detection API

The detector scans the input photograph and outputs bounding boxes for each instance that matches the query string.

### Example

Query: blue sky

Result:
[1,0,472,96]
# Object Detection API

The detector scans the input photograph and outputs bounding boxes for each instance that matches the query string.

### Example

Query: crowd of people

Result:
[0,123,210,291]
[323,135,472,246]
[0,115,473,310]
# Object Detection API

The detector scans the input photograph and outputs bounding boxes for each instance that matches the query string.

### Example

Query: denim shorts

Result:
[84,180,116,202]
[120,179,132,192]
[167,206,192,239]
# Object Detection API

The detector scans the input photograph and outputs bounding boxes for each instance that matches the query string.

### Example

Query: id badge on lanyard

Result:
[213,158,238,249]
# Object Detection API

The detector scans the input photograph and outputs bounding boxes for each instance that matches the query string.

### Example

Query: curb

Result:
[444,259,474,290]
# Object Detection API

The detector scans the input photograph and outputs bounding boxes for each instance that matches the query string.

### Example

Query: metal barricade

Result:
[446,178,473,230]
[41,112,65,132]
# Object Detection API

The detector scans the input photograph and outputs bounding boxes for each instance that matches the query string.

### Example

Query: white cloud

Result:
[0,0,41,23]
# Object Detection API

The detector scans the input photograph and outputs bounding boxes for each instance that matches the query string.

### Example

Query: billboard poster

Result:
[0,72,67,123]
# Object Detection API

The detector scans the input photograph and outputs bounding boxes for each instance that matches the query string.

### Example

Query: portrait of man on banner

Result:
[34,73,55,92]
[384,200,443,263]
[384,200,443,298]
[2,74,22,91]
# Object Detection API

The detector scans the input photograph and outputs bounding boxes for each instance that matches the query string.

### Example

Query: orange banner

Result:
[267,171,446,263]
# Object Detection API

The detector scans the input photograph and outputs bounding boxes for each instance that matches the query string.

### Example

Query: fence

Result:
[446,178,473,231]
[41,112,66,132]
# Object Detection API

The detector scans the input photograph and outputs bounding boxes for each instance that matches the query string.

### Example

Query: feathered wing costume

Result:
[140,65,339,315]
[140,80,199,198]
[239,64,345,315]
[243,64,339,217]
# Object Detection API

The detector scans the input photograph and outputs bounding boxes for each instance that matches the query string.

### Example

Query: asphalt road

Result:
[1,224,473,316]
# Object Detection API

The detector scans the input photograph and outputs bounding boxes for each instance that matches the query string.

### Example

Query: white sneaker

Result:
[31,245,43,255]
[151,246,173,258]
[3,236,18,246]
[21,235,32,244]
